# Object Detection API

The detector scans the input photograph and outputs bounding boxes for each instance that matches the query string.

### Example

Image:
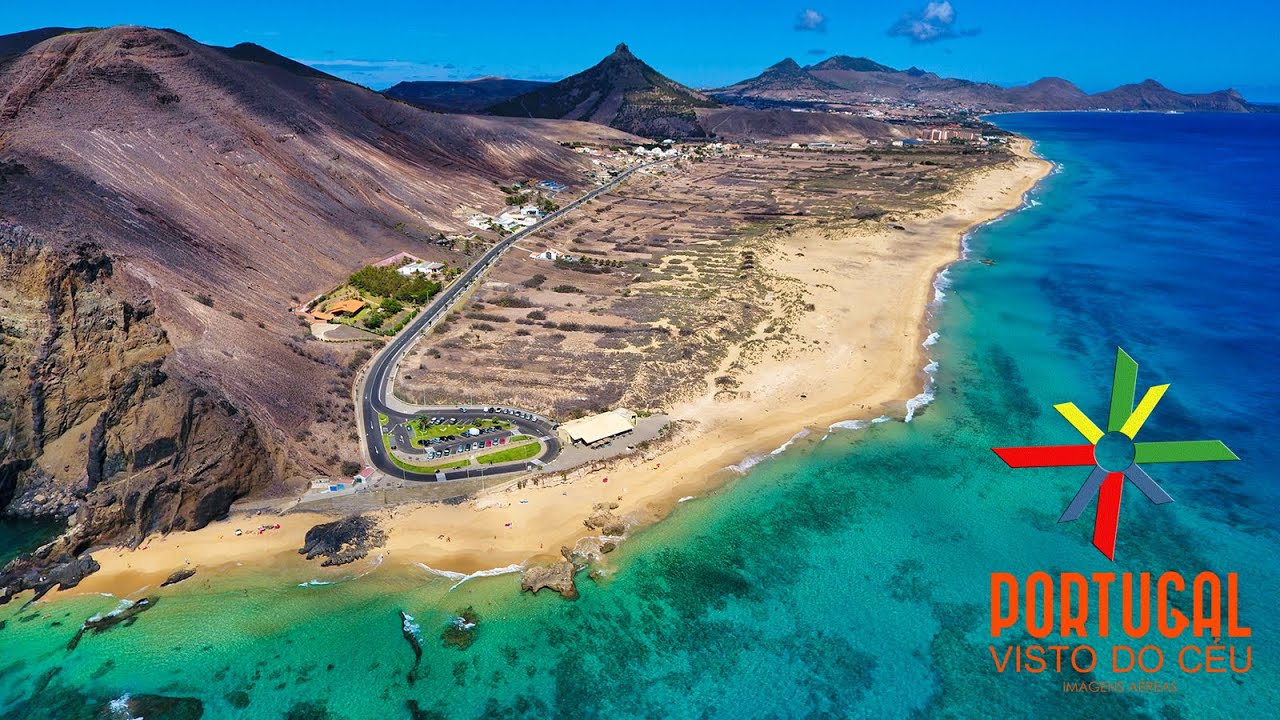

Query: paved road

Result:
[357,161,660,482]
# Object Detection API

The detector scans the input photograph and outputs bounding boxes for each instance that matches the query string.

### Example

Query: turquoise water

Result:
[2,113,1278,718]
[0,518,62,567]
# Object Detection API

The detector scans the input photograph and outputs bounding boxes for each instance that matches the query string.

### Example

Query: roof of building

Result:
[398,261,444,274]
[374,252,423,267]
[310,311,336,322]
[329,299,366,314]
[560,408,636,445]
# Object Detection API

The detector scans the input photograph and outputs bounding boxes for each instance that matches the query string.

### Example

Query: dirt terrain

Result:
[0,26,640,587]
[397,142,1010,418]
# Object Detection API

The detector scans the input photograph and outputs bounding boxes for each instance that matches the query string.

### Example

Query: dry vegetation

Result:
[396,142,1010,419]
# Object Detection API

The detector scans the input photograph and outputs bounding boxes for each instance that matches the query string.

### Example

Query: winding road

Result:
[356,160,661,482]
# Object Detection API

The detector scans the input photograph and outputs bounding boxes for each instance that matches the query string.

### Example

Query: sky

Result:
[4,1,1278,100]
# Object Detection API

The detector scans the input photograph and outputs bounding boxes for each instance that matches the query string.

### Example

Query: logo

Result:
[992,348,1237,560]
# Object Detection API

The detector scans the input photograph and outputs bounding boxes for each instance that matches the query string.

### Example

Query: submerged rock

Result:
[112,693,204,720]
[161,567,197,587]
[67,597,157,651]
[442,607,479,650]
[399,610,423,684]
[298,515,385,567]
[520,561,578,600]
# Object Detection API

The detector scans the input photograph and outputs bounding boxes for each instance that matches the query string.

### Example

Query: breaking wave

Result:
[415,562,524,590]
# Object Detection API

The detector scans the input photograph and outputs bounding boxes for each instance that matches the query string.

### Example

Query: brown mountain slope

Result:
[488,43,719,139]
[0,26,638,581]
[697,107,899,143]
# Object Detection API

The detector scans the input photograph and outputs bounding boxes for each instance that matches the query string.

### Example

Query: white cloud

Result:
[888,1,979,44]
[795,8,827,33]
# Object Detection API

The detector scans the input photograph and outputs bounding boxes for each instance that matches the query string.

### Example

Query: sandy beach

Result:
[55,139,1052,600]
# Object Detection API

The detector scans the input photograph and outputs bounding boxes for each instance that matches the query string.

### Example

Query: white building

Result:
[397,261,444,276]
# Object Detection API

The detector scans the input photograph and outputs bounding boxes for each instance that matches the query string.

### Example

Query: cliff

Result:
[1,227,271,601]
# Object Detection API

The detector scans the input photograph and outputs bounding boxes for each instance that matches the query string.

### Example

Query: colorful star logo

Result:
[992,348,1238,560]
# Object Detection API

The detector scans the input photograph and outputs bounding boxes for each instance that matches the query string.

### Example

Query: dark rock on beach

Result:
[161,567,197,587]
[520,561,578,600]
[0,553,100,606]
[298,515,385,567]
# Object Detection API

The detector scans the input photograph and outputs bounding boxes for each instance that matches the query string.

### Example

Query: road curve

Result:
[357,160,661,482]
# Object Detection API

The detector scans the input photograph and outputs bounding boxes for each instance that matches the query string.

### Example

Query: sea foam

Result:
[416,562,524,591]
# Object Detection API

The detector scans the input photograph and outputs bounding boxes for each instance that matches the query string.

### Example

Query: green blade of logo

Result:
[1108,348,1138,432]
[1133,440,1240,464]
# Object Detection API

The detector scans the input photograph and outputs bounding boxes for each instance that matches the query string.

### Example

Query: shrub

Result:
[492,296,533,308]
[515,329,531,336]
[526,310,547,321]
[552,285,582,294]
[230,309,245,320]
[522,274,547,289]
[348,265,440,302]
[194,293,214,307]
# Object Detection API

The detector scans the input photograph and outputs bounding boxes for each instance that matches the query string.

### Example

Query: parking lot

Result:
[382,405,555,468]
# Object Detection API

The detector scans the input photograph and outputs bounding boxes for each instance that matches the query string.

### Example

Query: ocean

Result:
[2,112,1278,719]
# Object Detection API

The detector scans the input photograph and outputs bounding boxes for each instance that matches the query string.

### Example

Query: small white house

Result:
[397,261,444,276]
[530,249,562,262]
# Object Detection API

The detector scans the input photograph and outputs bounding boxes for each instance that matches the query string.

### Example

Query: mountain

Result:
[711,58,845,103]
[488,43,719,138]
[0,25,638,586]
[0,26,89,62]
[384,77,551,113]
[809,55,896,74]
[805,56,1010,108]
[711,54,1257,113]
[1002,77,1088,108]
[213,41,344,81]
[1090,79,1249,112]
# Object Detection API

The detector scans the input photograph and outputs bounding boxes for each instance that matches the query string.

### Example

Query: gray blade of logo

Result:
[1124,464,1174,505]
[1059,466,1109,523]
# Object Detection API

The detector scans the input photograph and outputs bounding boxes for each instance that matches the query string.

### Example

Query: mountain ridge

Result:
[385,77,550,113]
[711,54,1255,112]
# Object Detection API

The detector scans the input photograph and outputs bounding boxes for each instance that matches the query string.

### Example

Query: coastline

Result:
[49,138,1053,601]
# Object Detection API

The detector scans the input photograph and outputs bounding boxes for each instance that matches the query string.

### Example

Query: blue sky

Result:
[5,1,1278,100]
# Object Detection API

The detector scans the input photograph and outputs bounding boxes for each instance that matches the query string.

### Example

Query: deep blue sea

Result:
[2,112,1278,719]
